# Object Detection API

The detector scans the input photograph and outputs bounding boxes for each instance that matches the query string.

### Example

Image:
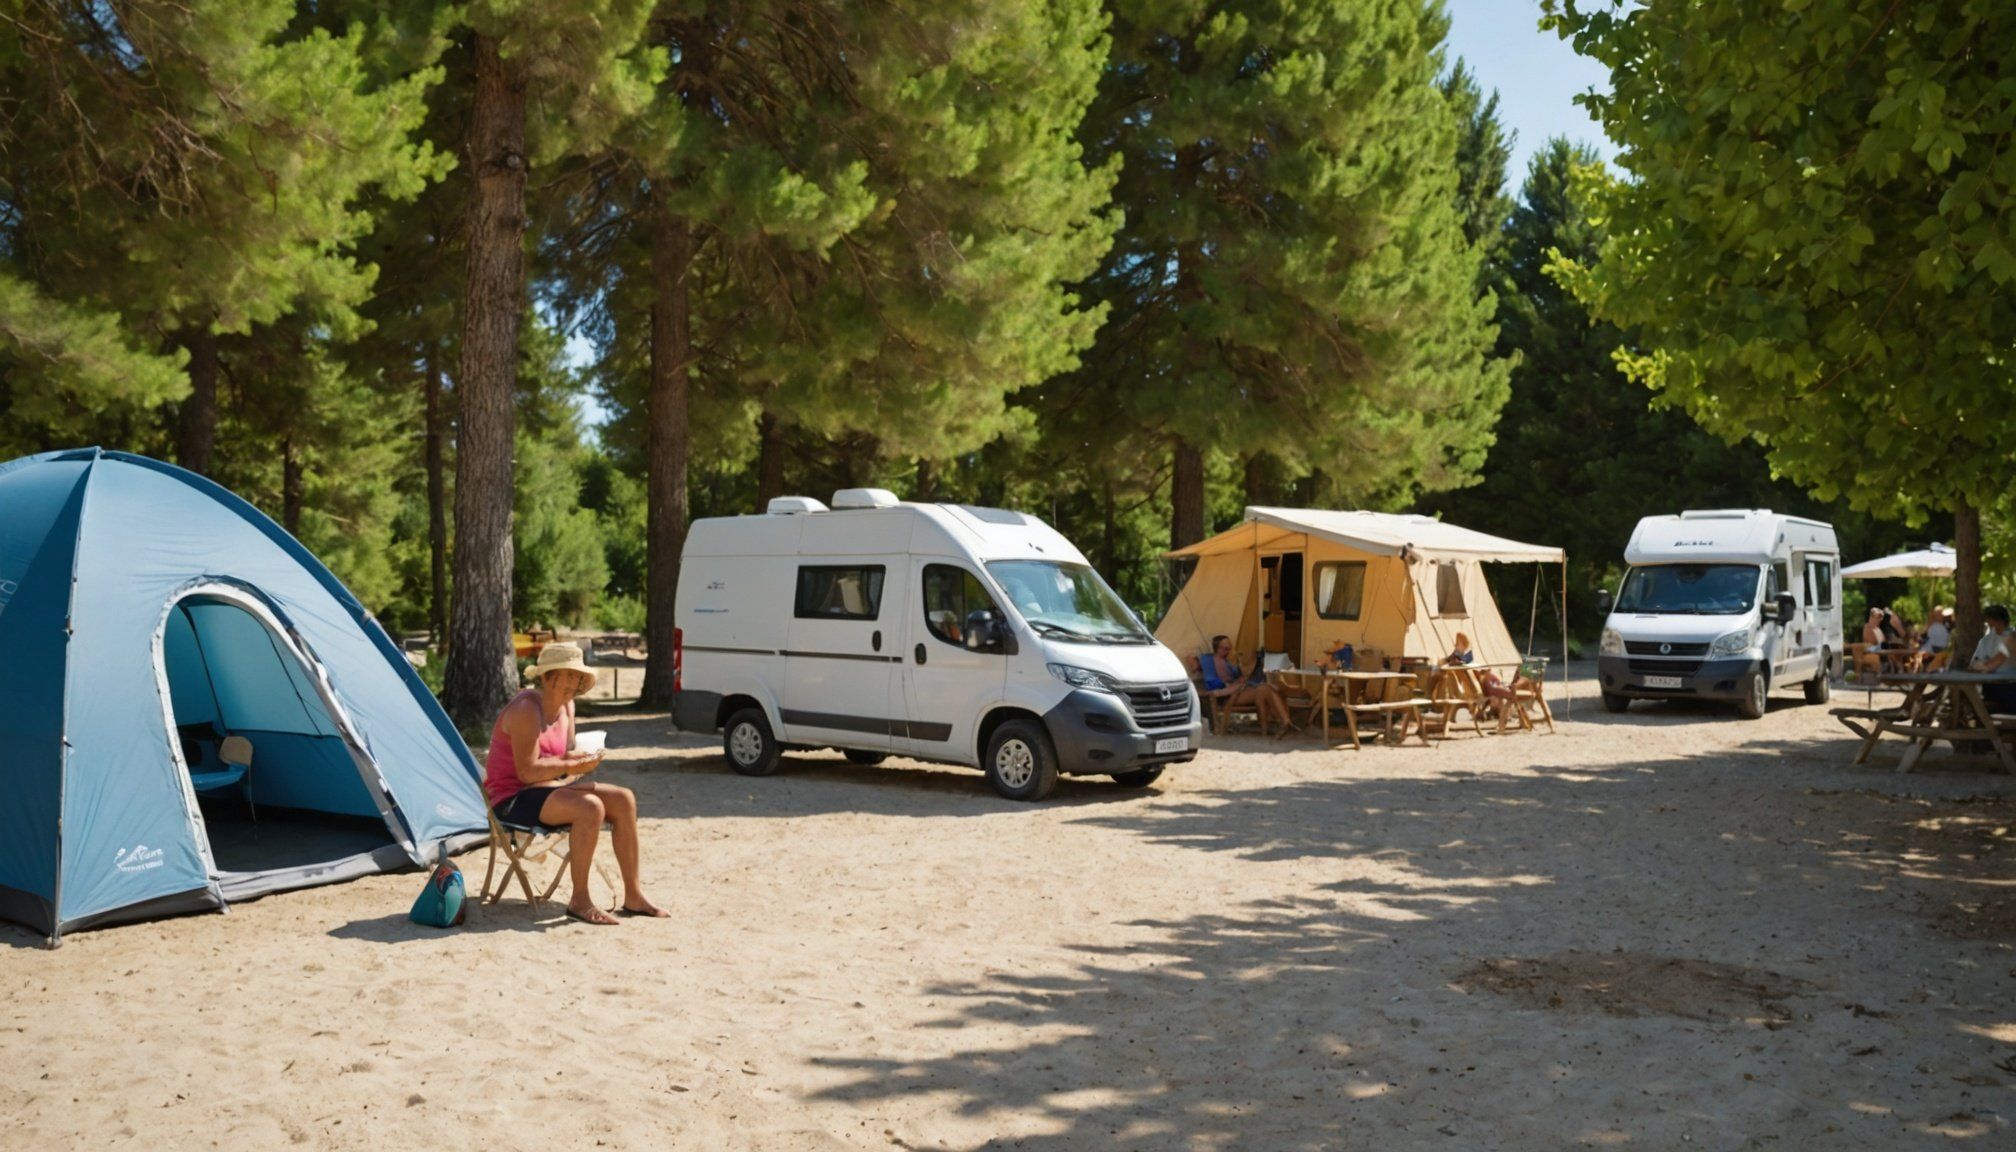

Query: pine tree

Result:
[548,0,1119,707]
[0,0,449,473]
[1070,0,1506,548]
[441,1,659,724]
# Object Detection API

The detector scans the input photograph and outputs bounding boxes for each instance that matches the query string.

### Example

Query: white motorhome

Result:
[1596,510,1843,719]
[672,490,1203,800]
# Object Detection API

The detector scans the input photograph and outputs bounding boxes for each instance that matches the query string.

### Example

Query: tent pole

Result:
[1561,559,1570,721]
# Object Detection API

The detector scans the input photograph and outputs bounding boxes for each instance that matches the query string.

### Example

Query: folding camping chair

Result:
[1509,656,1555,734]
[480,805,617,912]
[185,730,257,821]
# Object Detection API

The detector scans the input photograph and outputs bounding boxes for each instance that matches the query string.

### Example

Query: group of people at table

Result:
[1855,603,2016,707]
[1196,631,1537,738]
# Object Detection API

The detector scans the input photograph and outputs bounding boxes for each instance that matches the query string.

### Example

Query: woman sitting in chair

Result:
[1201,635,1297,735]
[486,643,666,925]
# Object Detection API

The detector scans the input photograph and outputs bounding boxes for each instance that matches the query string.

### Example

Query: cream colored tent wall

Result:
[1156,550,1259,664]
[1401,556,1521,667]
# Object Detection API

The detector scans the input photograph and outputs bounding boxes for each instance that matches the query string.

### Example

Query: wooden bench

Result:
[1830,705,1905,740]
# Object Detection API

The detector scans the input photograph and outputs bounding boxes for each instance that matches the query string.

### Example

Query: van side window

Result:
[922,565,999,645]
[1435,562,1466,616]
[1767,563,1789,601]
[1313,562,1366,620]
[794,566,885,620]
[1806,559,1834,609]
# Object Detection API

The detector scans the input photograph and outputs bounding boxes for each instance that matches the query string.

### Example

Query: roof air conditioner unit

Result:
[831,488,901,510]
[766,496,828,515]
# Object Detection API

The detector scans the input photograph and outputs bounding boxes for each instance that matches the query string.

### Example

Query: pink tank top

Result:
[484,689,570,805]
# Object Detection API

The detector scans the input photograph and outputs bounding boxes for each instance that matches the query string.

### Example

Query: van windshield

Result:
[1615,564,1762,616]
[986,560,1153,644]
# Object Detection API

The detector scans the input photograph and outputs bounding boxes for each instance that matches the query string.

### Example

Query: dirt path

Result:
[4,667,2012,1149]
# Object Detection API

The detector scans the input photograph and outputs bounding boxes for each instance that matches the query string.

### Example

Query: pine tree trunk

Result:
[641,186,693,710]
[443,32,528,726]
[1243,454,1266,507]
[1100,482,1119,575]
[1170,437,1205,550]
[756,411,785,507]
[914,458,937,502]
[1954,498,1983,662]
[281,436,303,535]
[177,328,218,476]
[425,349,449,647]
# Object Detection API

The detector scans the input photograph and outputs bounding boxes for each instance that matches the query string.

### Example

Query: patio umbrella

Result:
[1842,543,1956,580]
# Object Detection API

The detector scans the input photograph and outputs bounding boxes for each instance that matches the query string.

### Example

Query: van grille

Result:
[1624,640,1710,657]
[1627,657,1704,675]
[1118,682,1193,729]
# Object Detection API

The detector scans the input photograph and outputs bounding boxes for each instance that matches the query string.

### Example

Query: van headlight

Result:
[1709,628,1753,657]
[1600,628,1624,656]
[1047,663,1114,692]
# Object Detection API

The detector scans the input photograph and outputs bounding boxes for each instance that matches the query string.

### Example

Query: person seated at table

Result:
[1969,605,2016,713]
[1884,608,1916,652]
[1200,634,1296,734]
[1440,632,1476,667]
[1854,607,1888,681]
[1913,607,1953,672]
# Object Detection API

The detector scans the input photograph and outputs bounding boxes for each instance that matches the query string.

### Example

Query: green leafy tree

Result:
[1545,0,2016,646]
[1429,139,1916,631]
[1070,0,1508,548]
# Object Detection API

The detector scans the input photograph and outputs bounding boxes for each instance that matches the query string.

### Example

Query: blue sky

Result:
[1443,0,1616,183]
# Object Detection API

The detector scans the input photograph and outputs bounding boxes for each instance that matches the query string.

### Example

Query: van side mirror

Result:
[963,609,1013,654]
[1773,592,1798,625]
[1595,589,1614,616]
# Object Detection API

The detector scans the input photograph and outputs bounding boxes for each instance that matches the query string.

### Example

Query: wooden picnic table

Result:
[1846,670,2016,774]
[1269,669,1428,749]
[1426,662,1553,735]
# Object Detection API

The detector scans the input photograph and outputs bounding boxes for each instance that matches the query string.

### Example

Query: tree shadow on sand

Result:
[806,742,2014,1148]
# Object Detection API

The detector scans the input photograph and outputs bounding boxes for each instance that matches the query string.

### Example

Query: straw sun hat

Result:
[526,642,598,686]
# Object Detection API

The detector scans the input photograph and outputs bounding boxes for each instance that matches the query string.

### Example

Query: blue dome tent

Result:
[0,449,487,942]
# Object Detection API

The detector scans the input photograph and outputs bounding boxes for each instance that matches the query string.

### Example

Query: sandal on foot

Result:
[616,904,669,919]
[565,906,619,926]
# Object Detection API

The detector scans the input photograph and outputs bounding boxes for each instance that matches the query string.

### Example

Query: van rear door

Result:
[780,562,907,751]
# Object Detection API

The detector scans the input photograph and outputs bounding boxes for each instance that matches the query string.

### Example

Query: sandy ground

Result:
[5,666,2014,1150]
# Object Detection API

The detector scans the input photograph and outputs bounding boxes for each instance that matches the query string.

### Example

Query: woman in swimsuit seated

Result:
[485,643,667,925]
[1201,634,1296,734]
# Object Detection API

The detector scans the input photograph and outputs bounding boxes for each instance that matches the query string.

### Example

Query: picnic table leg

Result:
[1957,685,2016,775]
[1854,681,1917,766]
[1343,687,1362,750]
[1320,680,1331,746]
[1894,684,1946,774]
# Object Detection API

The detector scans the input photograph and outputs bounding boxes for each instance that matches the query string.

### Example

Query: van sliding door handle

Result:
[872,630,882,652]
[915,644,927,665]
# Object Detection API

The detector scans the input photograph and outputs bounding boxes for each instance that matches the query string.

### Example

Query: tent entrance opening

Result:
[163,595,398,886]
[1259,552,1304,667]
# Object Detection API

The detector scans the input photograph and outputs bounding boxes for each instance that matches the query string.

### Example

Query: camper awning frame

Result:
[1166,507,1564,565]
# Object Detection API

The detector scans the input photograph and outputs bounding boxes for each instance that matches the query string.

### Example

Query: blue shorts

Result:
[493,786,559,828]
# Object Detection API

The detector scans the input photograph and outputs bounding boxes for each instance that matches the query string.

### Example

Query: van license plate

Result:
[1644,675,1683,689]
[1154,737,1189,754]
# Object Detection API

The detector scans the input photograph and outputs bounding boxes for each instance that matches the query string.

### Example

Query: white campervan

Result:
[672,490,1204,800]
[1596,510,1843,719]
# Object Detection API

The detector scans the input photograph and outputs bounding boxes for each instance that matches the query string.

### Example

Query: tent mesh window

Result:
[1313,562,1366,620]
[1435,562,1466,617]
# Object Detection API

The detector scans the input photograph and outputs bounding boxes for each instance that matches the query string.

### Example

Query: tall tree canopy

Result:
[1545,0,2016,643]
[1073,0,1509,548]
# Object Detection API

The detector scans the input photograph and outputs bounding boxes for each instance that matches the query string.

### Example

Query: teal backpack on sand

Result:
[409,847,466,928]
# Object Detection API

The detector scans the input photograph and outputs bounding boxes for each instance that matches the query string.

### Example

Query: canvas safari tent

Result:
[0,449,488,942]
[1156,507,1566,675]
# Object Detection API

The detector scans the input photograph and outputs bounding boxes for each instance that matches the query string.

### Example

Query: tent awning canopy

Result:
[1842,543,1956,580]
[1166,507,1564,564]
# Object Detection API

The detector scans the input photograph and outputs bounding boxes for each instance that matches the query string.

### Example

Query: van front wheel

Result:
[984,719,1059,802]
[1737,672,1768,720]
[723,708,782,776]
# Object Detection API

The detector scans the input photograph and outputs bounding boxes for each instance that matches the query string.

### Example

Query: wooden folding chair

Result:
[1509,657,1555,734]
[480,808,616,912]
